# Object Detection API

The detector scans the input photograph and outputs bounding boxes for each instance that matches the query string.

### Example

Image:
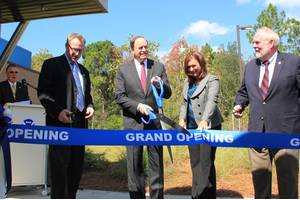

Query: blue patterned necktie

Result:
[71,63,85,111]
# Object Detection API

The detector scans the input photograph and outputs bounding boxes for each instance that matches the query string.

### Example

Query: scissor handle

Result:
[151,79,164,108]
[141,110,157,124]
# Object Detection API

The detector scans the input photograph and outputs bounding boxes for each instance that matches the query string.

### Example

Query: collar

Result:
[8,81,16,87]
[261,51,278,67]
[65,53,77,66]
[134,58,147,67]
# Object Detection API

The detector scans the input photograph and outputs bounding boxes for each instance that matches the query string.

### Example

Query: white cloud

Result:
[265,0,300,8]
[263,0,300,19]
[236,0,251,5]
[182,20,229,41]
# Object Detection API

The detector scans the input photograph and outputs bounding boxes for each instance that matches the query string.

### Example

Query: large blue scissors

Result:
[141,79,190,163]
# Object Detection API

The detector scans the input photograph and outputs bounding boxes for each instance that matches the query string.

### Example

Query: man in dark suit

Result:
[37,33,94,199]
[115,36,172,199]
[0,63,30,106]
[233,27,300,198]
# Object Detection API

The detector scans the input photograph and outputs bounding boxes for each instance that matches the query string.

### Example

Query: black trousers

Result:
[49,111,86,199]
[188,125,221,199]
[126,145,164,199]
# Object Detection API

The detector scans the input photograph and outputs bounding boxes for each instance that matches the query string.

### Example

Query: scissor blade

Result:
[167,146,174,163]
[157,114,191,135]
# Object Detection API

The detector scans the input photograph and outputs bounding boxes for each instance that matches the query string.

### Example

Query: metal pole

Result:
[236,25,243,83]
[0,21,30,73]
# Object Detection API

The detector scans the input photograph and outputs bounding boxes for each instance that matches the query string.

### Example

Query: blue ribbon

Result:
[6,124,300,149]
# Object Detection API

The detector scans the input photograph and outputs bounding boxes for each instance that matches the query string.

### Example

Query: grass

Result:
[85,145,250,180]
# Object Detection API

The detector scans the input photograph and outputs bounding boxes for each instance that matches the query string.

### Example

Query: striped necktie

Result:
[260,60,269,100]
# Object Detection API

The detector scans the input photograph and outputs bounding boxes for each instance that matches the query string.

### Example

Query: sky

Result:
[1,0,300,62]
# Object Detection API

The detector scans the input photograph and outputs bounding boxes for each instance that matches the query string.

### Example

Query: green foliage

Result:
[286,18,300,55]
[32,48,53,71]
[214,43,240,118]
[83,41,122,114]
[101,114,123,129]
[215,148,250,178]
[84,149,109,170]
[246,3,300,55]
[109,152,128,180]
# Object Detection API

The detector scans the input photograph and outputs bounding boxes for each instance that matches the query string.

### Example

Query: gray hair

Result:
[255,27,280,46]
[65,33,86,46]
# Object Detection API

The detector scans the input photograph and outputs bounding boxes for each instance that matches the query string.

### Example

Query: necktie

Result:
[11,83,16,99]
[71,63,85,111]
[140,62,147,93]
[260,60,269,100]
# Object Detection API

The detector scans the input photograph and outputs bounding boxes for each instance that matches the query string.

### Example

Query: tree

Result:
[32,48,53,71]
[246,3,300,54]
[83,41,123,129]
[214,43,240,119]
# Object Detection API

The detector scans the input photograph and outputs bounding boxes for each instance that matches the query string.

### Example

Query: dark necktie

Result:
[260,60,269,100]
[140,62,147,93]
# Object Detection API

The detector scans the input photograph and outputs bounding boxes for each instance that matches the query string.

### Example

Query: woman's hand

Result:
[197,120,208,131]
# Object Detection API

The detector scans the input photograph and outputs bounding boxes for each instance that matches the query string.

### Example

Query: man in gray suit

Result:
[233,27,300,198]
[115,35,172,199]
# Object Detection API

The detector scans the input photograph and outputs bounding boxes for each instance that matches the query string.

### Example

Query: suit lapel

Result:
[253,59,262,100]
[191,75,209,98]
[5,81,14,101]
[267,53,284,96]
[146,59,154,95]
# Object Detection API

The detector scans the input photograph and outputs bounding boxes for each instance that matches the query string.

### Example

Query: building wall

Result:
[0,66,40,105]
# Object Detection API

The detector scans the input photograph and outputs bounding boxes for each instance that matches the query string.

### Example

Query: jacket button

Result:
[260,117,264,120]
[199,112,202,115]
[198,104,200,107]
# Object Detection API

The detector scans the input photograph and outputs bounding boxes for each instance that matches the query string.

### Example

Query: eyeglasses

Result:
[68,43,83,53]
[8,71,18,74]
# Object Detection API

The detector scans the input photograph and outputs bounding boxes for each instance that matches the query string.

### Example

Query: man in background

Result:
[0,63,30,106]
[38,33,94,198]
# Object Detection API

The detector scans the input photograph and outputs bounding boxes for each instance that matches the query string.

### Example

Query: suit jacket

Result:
[0,80,29,106]
[37,54,93,128]
[235,52,300,134]
[115,58,172,130]
[179,74,223,129]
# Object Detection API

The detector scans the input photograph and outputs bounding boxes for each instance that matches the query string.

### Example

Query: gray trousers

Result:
[249,148,299,198]
[126,145,164,199]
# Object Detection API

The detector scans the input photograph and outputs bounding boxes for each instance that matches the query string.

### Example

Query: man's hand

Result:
[151,76,161,83]
[197,120,208,131]
[85,106,94,119]
[58,109,73,123]
[232,105,243,118]
[137,103,153,115]
[150,76,162,87]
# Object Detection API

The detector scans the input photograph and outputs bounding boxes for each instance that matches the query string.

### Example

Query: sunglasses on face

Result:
[9,71,18,74]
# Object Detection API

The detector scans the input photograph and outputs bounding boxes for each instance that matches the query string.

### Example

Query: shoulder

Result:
[279,52,300,62]
[207,73,219,81]
[0,80,7,86]
[149,58,164,67]
[43,55,65,65]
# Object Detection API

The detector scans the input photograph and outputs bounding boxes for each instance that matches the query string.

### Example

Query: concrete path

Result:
[6,186,190,199]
